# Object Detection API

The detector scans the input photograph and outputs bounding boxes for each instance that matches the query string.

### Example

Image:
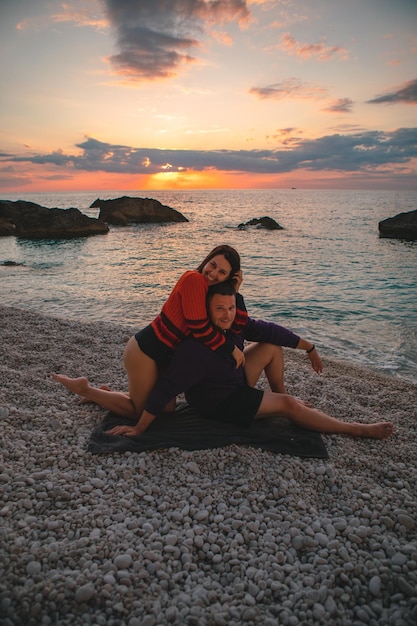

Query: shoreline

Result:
[1,304,416,625]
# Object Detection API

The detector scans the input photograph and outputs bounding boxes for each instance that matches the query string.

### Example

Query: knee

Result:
[258,343,283,361]
[281,394,299,415]
[269,344,283,358]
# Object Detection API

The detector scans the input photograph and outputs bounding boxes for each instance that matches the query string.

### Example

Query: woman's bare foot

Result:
[52,374,91,399]
[351,421,394,439]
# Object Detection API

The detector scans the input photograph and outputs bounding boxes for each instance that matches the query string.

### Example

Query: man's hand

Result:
[105,425,140,437]
[308,349,323,374]
[232,345,245,368]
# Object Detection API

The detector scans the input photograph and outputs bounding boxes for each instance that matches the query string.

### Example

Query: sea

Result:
[1,189,416,384]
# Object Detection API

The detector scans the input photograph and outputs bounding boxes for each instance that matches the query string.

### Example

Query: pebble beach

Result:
[1,304,416,626]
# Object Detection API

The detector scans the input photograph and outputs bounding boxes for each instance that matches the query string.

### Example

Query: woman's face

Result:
[201,254,232,286]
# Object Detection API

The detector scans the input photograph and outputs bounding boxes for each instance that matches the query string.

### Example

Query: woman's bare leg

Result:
[255,392,394,439]
[80,384,111,404]
[52,374,137,418]
[123,336,159,418]
[52,336,160,420]
[244,343,286,393]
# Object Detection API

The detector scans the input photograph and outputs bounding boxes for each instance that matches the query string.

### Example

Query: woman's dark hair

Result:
[196,245,241,278]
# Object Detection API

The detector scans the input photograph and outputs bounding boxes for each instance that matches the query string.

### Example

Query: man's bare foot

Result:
[80,384,111,404]
[352,421,394,439]
[52,374,91,399]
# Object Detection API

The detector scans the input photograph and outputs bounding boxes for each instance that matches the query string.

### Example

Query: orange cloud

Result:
[16,2,108,32]
[250,78,327,100]
[51,3,108,30]
[278,32,349,61]
[210,30,233,46]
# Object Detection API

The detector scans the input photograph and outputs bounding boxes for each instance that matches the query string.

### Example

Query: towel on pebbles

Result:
[88,402,328,457]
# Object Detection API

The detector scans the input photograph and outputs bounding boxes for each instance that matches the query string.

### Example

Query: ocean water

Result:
[1,189,416,383]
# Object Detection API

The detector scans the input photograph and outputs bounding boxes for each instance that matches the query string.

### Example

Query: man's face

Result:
[208,294,236,331]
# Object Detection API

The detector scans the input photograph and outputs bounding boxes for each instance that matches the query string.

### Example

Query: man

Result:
[107,282,394,441]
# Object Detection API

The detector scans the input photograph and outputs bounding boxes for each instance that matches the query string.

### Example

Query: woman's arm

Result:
[180,272,245,365]
[106,410,156,437]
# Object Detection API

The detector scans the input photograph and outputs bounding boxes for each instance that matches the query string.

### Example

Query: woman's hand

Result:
[232,345,245,368]
[232,270,243,291]
[105,424,140,437]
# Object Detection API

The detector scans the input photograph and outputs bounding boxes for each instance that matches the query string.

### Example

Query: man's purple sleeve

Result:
[243,317,300,348]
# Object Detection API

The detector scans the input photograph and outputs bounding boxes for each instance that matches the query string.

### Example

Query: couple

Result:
[53,245,393,441]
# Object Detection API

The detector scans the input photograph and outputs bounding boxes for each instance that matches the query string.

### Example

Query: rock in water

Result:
[0,200,109,238]
[91,196,189,225]
[378,209,417,241]
[238,216,284,230]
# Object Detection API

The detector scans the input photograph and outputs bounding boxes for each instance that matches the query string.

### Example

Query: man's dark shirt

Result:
[145,295,300,416]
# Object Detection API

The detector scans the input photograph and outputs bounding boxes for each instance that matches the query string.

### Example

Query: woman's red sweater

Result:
[151,271,248,356]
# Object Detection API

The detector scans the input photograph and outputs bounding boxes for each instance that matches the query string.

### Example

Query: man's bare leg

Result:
[244,343,286,393]
[255,392,394,439]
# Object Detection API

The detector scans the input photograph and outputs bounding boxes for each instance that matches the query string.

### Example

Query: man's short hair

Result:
[207,280,236,303]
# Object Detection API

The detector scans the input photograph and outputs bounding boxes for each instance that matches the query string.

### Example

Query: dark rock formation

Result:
[378,209,417,241]
[0,200,109,239]
[238,216,284,231]
[0,219,16,237]
[1,260,25,266]
[91,196,188,225]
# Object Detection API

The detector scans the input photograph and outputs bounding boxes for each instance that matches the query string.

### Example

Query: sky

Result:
[0,0,416,192]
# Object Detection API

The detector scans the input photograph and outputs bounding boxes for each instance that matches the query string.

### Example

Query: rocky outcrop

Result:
[1,260,25,266]
[378,209,417,241]
[91,196,188,225]
[238,216,284,231]
[0,200,109,239]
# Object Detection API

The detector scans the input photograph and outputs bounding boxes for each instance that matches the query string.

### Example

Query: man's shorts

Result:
[203,386,264,427]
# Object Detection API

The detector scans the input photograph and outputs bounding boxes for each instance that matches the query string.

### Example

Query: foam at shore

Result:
[0,305,416,625]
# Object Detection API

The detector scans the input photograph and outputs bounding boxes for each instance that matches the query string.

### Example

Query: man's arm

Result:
[106,340,211,437]
[243,317,323,373]
[243,317,300,348]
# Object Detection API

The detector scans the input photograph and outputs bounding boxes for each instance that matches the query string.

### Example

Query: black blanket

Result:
[88,403,328,458]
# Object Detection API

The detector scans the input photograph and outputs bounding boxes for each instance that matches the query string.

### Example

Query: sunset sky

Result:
[1,0,416,192]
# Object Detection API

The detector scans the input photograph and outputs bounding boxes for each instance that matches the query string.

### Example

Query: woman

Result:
[53,245,247,420]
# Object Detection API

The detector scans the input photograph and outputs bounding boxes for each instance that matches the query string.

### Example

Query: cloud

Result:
[50,2,108,30]
[102,0,250,80]
[367,78,417,104]
[10,149,72,167]
[16,0,107,31]
[210,30,233,46]
[323,98,354,113]
[2,129,416,177]
[249,78,327,100]
[277,32,349,61]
